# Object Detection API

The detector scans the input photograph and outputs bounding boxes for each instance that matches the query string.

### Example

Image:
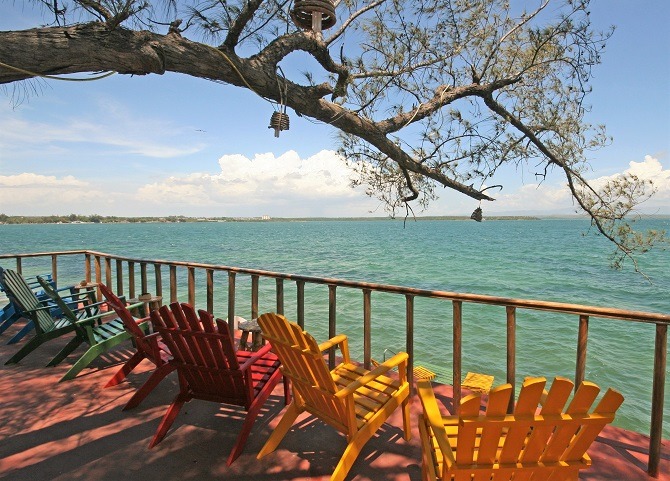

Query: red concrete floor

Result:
[0,320,668,481]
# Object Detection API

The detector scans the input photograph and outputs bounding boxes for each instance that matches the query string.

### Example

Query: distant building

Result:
[261,215,271,220]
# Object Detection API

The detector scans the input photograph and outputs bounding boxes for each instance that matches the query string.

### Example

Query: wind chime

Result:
[269,1,337,137]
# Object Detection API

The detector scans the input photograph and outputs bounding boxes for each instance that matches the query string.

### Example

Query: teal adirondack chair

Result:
[36,277,150,382]
[2,268,100,367]
[0,271,75,344]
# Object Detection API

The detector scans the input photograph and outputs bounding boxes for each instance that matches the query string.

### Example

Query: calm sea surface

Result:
[1,219,668,437]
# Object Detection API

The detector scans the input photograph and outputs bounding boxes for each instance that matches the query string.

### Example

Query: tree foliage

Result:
[0,0,665,273]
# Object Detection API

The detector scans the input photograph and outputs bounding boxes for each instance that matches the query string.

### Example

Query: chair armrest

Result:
[318,334,348,353]
[417,380,455,470]
[238,343,274,371]
[335,351,408,398]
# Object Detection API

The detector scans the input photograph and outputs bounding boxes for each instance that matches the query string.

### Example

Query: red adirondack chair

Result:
[143,302,289,465]
[98,284,172,392]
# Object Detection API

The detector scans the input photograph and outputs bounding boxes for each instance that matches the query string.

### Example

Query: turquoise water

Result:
[1,219,668,437]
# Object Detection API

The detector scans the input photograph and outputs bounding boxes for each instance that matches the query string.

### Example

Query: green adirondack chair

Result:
[2,268,101,367]
[36,277,150,382]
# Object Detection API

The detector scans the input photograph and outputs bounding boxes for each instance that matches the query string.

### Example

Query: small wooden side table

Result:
[238,318,264,351]
[128,293,163,317]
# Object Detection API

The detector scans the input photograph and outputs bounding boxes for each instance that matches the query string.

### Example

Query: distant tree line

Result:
[0,214,195,224]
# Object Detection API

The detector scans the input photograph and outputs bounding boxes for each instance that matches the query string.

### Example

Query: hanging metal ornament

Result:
[470,206,483,222]
[269,111,290,137]
[291,0,336,33]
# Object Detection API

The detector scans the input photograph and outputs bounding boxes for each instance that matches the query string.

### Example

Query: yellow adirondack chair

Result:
[417,376,624,481]
[256,313,411,481]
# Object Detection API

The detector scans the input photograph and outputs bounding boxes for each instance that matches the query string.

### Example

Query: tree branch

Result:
[223,0,265,49]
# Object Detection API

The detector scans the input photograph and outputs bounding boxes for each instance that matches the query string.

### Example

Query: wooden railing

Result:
[1,249,668,477]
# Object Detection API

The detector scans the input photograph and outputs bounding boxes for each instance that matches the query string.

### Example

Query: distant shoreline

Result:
[0,214,667,225]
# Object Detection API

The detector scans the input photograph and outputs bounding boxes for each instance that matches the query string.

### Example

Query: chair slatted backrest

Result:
[36,277,91,339]
[98,284,154,348]
[150,303,249,403]
[0,268,57,334]
[419,376,624,481]
[257,313,346,431]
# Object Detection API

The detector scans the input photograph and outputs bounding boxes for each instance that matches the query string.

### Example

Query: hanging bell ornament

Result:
[269,111,290,137]
[470,206,483,222]
[291,0,336,33]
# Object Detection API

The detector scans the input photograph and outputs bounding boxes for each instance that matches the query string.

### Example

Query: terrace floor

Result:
[0,320,668,481]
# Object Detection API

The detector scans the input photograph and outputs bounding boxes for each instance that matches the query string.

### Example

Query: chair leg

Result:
[7,320,35,344]
[149,391,190,448]
[0,312,19,334]
[47,337,83,367]
[257,401,301,459]
[58,345,105,382]
[4,335,45,364]
[104,352,146,388]
[123,363,176,410]
[331,430,370,481]
[401,397,412,441]
[226,370,282,465]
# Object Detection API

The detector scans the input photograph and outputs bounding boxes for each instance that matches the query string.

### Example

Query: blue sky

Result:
[0,1,668,218]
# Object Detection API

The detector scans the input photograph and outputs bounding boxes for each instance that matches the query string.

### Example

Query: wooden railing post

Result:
[506,306,517,413]
[276,278,284,315]
[155,264,163,298]
[649,323,667,477]
[453,300,462,414]
[84,254,91,283]
[363,289,372,369]
[94,255,102,300]
[51,254,58,286]
[116,259,123,295]
[104,257,112,289]
[251,275,259,319]
[128,261,136,298]
[406,295,415,392]
[206,269,214,314]
[296,281,305,329]
[576,315,589,390]
[228,272,236,338]
[169,265,177,303]
[328,285,337,369]
[187,267,196,306]
[140,262,148,295]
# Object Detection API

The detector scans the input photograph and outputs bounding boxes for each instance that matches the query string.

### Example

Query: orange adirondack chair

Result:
[146,303,288,466]
[417,376,624,481]
[256,312,411,481]
[98,284,172,391]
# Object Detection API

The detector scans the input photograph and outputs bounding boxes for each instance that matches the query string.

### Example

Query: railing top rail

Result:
[2,249,669,325]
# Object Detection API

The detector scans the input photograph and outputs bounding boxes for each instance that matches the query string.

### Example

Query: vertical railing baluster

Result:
[116,259,123,295]
[576,314,589,390]
[206,269,214,314]
[406,295,415,393]
[155,264,163,298]
[227,272,236,337]
[105,257,112,288]
[84,254,91,282]
[506,306,517,413]
[51,254,58,286]
[169,265,177,303]
[128,261,136,298]
[140,262,148,295]
[187,267,195,306]
[16,257,22,274]
[649,323,667,478]
[363,289,372,369]
[251,275,259,319]
[453,300,462,414]
[276,278,284,315]
[297,281,305,329]
[94,255,102,300]
[328,285,337,369]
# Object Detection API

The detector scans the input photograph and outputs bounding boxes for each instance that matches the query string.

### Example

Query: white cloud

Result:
[136,150,367,214]
[481,155,670,215]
